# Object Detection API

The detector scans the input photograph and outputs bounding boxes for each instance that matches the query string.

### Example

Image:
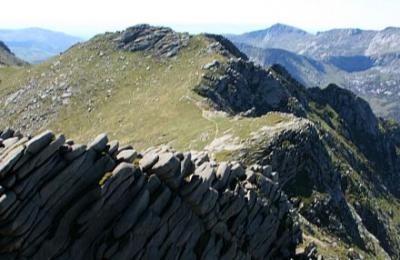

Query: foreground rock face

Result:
[0,128,300,259]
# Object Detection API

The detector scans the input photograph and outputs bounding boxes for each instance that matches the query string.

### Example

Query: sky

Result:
[1,0,400,38]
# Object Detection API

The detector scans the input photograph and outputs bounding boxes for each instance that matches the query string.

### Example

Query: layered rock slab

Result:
[0,129,300,259]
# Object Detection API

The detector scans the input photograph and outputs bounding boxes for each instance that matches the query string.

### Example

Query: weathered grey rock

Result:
[180,152,193,178]
[180,175,201,197]
[0,192,17,215]
[186,180,210,205]
[192,152,209,166]
[146,174,161,194]
[87,133,108,152]
[63,144,86,161]
[115,24,190,58]
[116,149,137,163]
[245,169,257,183]
[203,60,220,70]
[140,152,159,171]
[0,137,28,156]
[262,165,273,177]
[149,152,180,180]
[2,174,16,188]
[113,189,149,238]
[16,134,66,179]
[197,187,218,215]
[0,128,14,139]
[117,144,133,153]
[25,130,54,155]
[150,186,171,215]
[230,163,246,181]
[0,145,25,179]
[196,163,216,183]
[214,162,231,191]
[108,140,119,156]
[2,137,19,148]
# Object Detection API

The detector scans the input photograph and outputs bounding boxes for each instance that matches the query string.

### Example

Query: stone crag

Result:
[195,58,293,117]
[114,24,190,58]
[0,128,301,259]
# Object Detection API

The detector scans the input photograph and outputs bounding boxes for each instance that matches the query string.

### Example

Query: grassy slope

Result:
[0,34,287,152]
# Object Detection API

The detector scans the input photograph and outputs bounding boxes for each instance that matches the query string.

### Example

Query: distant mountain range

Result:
[227,23,400,122]
[0,28,81,63]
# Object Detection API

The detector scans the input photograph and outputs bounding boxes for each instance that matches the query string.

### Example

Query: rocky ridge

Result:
[0,128,301,259]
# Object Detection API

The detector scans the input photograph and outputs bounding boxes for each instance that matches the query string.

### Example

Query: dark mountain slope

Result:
[0,41,27,66]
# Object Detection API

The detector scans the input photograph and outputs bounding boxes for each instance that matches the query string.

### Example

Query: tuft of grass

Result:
[214,150,236,162]
[99,172,113,186]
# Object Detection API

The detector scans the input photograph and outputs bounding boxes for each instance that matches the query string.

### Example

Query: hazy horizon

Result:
[1,22,400,40]
[1,0,399,38]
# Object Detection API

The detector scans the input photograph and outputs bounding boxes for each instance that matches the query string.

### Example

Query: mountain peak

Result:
[268,23,307,34]
[235,23,310,41]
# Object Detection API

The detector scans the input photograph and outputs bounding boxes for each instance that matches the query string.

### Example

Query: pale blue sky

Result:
[1,0,399,37]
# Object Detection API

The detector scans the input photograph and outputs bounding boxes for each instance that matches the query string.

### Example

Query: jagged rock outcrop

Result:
[195,58,294,117]
[0,128,301,259]
[114,24,190,58]
[203,34,248,60]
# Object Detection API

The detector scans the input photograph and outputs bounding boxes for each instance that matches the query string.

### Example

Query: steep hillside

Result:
[227,24,400,122]
[1,24,400,259]
[0,28,81,63]
[0,41,26,67]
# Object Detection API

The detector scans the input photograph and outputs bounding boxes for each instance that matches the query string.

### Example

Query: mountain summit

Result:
[253,23,309,35]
